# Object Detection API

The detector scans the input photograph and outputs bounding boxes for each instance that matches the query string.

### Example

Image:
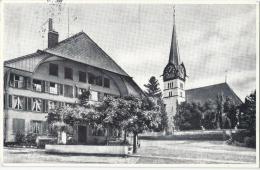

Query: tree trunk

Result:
[124,130,127,143]
[133,132,138,153]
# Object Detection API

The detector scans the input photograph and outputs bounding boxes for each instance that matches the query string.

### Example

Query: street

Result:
[3,140,256,164]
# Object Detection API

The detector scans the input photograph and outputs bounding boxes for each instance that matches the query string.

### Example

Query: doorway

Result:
[78,125,87,144]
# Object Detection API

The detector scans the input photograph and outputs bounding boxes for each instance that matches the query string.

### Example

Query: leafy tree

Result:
[215,93,224,129]
[240,90,256,135]
[223,97,237,128]
[201,100,216,129]
[144,76,168,132]
[174,102,202,130]
[144,76,161,97]
[157,97,168,132]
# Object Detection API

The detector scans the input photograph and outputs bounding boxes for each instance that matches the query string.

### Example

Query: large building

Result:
[162,10,242,132]
[3,18,144,143]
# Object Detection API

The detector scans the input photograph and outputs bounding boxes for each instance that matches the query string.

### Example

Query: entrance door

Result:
[78,126,87,144]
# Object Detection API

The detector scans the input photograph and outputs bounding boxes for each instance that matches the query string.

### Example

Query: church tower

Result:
[163,7,186,133]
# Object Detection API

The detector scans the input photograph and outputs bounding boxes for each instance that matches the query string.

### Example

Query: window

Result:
[95,76,102,86]
[13,96,25,110]
[64,67,73,80]
[13,118,25,134]
[49,82,58,94]
[32,79,43,92]
[88,73,95,84]
[78,71,86,83]
[64,85,73,98]
[91,126,106,136]
[104,78,110,88]
[31,121,47,134]
[32,98,42,112]
[48,100,57,110]
[78,88,87,96]
[49,63,58,76]
[90,91,98,101]
[169,91,173,97]
[180,92,183,97]
[180,82,184,90]
[9,73,27,89]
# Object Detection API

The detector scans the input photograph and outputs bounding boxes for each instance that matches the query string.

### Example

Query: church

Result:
[162,10,242,132]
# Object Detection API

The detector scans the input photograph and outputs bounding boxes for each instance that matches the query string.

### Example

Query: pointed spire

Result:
[168,6,180,65]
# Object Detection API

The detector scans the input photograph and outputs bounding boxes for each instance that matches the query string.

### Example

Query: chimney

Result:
[48,18,59,48]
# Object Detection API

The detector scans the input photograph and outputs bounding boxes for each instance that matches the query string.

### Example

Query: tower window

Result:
[180,82,184,90]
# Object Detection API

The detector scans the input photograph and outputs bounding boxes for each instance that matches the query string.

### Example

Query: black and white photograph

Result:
[1,0,259,167]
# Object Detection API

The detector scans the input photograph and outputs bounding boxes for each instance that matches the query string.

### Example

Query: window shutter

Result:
[27,98,32,111]
[8,95,12,108]
[75,86,78,98]
[24,97,28,111]
[43,121,48,135]
[26,77,31,90]
[13,119,25,134]
[57,84,60,95]
[59,84,63,95]
[44,81,48,93]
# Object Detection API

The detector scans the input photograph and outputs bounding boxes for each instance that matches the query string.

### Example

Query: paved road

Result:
[136,140,256,164]
[3,140,256,164]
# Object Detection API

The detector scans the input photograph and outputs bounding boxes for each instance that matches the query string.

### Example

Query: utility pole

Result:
[68,7,70,38]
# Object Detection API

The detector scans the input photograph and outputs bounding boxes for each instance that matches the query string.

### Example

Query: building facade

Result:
[4,18,144,143]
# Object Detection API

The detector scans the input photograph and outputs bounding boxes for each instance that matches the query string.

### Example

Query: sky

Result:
[3,2,257,101]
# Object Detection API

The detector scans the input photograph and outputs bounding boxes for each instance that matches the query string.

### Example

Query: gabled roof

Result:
[5,32,129,77]
[186,83,243,105]
[45,32,129,77]
[4,51,48,72]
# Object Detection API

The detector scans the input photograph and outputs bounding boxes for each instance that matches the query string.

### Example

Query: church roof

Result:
[186,83,243,105]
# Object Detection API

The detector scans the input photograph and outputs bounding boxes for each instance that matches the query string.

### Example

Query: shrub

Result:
[15,131,25,144]
[244,136,256,148]
[25,133,37,146]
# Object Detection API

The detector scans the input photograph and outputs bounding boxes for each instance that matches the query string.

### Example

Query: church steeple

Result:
[163,6,186,82]
[168,7,180,65]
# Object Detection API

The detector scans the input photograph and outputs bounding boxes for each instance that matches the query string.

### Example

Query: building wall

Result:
[163,79,185,132]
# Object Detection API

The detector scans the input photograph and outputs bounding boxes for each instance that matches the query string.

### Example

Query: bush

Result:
[25,133,37,146]
[244,136,256,148]
[231,130,251,143]
[15,131,25,144]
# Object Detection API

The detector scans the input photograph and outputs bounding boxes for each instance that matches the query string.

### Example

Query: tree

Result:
[223,97,237,128]
[144,76,161,97]
[144,76,168,132]
[201,100,216,129]
[215,93,224,129]
[120,96,161,153]
[174,102,202,130]
[240,90,256,135]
